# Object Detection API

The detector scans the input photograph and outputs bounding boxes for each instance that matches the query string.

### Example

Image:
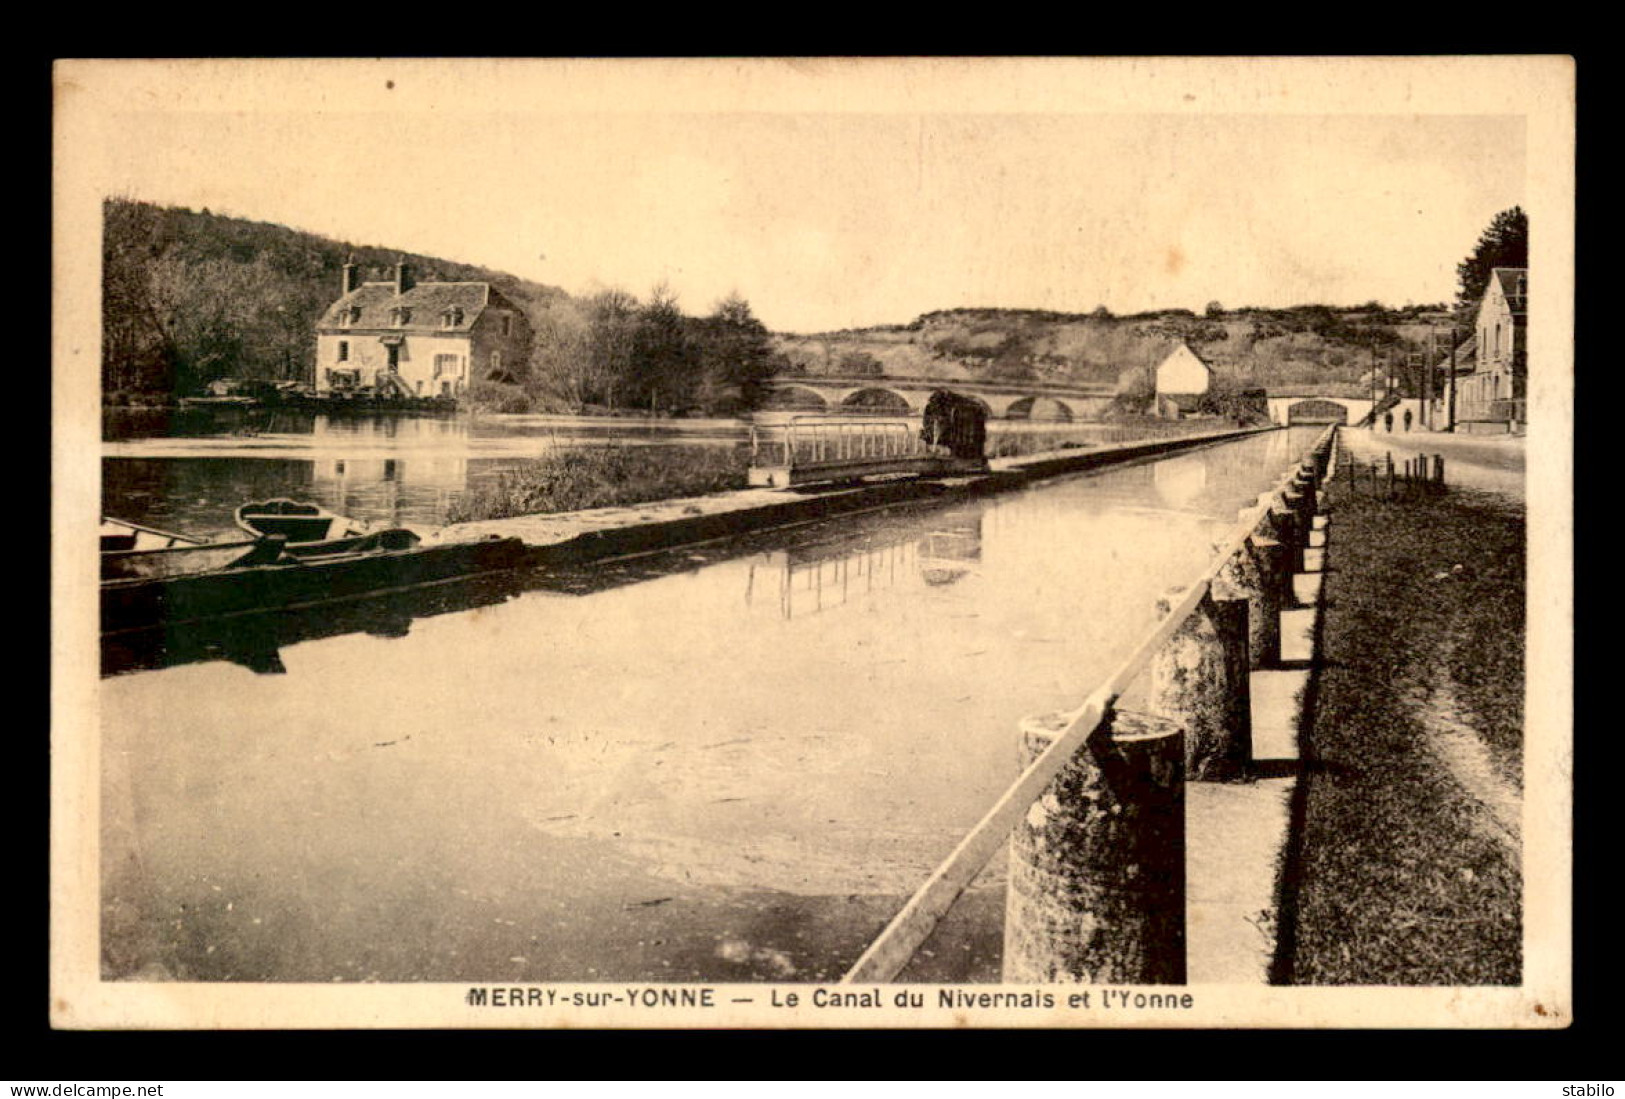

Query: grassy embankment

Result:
[447,445,751,523]
[1280,469,1524,985]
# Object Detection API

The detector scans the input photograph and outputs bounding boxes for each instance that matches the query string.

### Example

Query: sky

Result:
[70,60,1528,334]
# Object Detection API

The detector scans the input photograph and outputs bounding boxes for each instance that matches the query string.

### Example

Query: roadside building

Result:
[1151,342,1214,419]
[314,259,532,398]
[1424,332,1477,430]
[1455,267,1527,432]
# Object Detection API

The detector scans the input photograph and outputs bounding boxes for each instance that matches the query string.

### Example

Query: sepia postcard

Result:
[52,56,1574,1029]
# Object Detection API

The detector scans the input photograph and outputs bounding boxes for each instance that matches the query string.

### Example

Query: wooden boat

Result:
[101,517,284,582]
[101,532,531,637]
[234,499,423,559]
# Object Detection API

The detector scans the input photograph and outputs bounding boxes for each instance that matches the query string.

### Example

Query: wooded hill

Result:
[102,199,1460,412]
[774,302,1460,401]
[102,198,569,399]
[102,199,781,416]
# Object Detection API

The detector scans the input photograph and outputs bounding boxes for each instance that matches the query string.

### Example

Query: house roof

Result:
[1157,341,1214,369]
[1491,267,1528,317]
[1431,332,1478,373]
[316,281,514,333]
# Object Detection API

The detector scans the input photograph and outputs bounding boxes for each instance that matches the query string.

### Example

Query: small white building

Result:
[1154,342,1214,398]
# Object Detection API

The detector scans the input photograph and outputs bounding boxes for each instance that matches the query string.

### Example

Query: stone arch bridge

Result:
[763,375,1115,420]
[1265,395,1427,429]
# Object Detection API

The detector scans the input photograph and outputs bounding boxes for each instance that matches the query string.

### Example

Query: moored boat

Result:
[100,532,532,637]
[101,517,284,581]
[235,499,423,559]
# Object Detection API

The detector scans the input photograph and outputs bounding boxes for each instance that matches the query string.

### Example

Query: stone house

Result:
[1151,342,1214,417]
[1456,267,1526,429]
[314,259,532,397]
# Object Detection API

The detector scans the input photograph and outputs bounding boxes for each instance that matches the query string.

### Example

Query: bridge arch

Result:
[1286,399,1350,425]
[760,384,832,412]
[839,387,915,414]
[1004,395,1076,422]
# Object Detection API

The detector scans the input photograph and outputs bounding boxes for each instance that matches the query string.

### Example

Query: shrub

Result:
[447,444,750,522]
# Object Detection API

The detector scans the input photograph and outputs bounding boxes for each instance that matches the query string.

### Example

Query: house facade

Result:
[1455,267,1526,430]
[1149,342,1213,417]
[314,260,532,398]
[1154,342,1214,397]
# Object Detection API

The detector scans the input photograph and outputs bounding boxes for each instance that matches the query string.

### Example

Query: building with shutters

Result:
[314,258,531,398]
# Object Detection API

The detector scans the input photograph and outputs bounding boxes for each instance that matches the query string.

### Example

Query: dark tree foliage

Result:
[1455,207,1528,314]
[628,284,700,411]
[101,198,563,398]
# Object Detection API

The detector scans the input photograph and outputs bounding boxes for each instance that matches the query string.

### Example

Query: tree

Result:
[1455,207,1528,316]
[584,287,640,410]
[1205,300,1225,318]
[697,294,780,412]
[527,299,593,409]
[630,283,700,411]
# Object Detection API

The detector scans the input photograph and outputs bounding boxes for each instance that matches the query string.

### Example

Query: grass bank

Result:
[1280,474,1524,986]
[447,444,750,523]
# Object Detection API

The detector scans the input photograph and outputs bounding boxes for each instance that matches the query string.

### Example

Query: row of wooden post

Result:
[1002,430,1336,984]
[1349,450,1446,497]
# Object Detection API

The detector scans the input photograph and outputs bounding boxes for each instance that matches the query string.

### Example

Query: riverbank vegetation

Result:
[1280,477,1523,986]
[446,445,751,523]
[102,200,785,419]
[101,200,1527,422]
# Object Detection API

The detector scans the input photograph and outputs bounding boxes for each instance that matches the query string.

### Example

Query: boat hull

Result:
[101,537,283,581]
[101,536,532,637]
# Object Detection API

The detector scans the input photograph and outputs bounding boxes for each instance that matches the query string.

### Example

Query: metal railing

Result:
[750,416,932,470]
[752,415,1243,468]
[840,423,1338,983]
[983,418,1242,459]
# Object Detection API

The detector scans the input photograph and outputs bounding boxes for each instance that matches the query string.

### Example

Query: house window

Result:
[391,307,413,327]
[501,314,513,337]
[337,341,349,362]
[442,307,464,328]
[434,353,458,378]
[490,350,502,376]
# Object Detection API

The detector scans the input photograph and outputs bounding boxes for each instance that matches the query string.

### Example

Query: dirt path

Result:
[1281,453,1524,985]
[1340,428,1525,501]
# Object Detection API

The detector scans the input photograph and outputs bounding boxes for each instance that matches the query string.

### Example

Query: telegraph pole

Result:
[1369,336,1377,429]
[1447,323,1458,433]
[1423,327,1435,430]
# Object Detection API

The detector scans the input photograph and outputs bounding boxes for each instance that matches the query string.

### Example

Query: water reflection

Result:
[1153,453,1209,509]
[748,514,984,619]
[100,428,1323,984]
[102,569,528,678]
[104,411,753,534]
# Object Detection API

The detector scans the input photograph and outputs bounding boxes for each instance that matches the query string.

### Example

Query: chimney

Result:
[342,257,361,295]
[394,257,415,296]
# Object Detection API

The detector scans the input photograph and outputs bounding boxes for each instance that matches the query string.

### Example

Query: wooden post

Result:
[1293,469,1318,518]
[1264,495,1303,576]
[1149,586,1252,781]
[1003,708,1185,984]
[1282,485,1312,546]
[1218,528,1283,669]
[1434,454,1446,487]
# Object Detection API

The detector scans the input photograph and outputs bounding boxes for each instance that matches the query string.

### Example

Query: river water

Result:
[100,422,1322,983]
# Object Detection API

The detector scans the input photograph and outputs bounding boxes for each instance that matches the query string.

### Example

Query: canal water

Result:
[100,425,1322,983]
[103,411,751,538]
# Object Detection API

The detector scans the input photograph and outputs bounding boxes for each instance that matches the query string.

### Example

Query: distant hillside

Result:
[772,303,1457,399]
[102,198,569,396]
